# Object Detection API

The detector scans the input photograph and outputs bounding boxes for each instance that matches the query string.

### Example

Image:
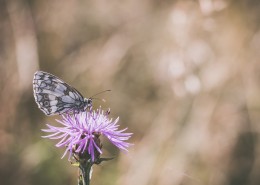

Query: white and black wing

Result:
[33,71,87,116]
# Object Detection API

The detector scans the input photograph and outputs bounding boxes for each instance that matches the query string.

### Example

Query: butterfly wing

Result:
[33,71,85,115]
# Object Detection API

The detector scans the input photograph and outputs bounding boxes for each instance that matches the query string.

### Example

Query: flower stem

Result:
[78,161,93,185]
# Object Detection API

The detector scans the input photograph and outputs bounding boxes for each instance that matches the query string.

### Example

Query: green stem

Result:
[78,161,93,185]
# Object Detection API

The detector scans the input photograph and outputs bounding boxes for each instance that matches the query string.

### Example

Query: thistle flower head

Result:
[42,108,132,162]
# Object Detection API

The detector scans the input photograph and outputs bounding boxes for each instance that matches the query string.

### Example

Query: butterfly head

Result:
[83,98,93,110]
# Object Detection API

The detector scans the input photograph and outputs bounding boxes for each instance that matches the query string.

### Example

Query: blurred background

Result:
[1,0,260,185]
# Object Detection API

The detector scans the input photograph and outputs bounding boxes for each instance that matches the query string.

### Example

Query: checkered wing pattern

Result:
[33,71,87,115]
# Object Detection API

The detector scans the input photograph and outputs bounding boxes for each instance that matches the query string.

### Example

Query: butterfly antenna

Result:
[91,97,106,102]
[90,90,111,99]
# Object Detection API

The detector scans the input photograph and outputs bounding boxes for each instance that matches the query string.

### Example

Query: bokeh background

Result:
[1,0,260,185]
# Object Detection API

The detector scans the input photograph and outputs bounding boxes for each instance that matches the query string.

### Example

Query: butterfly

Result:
[33,71,93,116]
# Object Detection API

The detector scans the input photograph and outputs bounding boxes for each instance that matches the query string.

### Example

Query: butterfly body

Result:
[33,71,92,116]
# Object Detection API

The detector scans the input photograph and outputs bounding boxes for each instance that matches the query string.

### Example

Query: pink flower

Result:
[42,108,132,162]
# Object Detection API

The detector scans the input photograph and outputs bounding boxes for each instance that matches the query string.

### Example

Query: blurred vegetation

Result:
[1,0,260,185]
